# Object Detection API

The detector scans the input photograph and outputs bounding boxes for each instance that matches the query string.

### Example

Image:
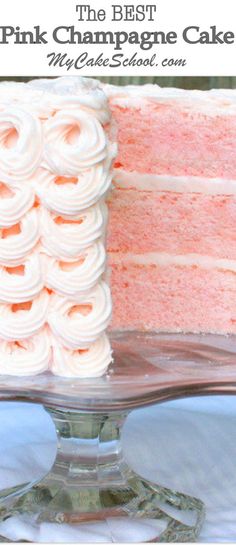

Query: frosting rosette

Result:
[51,333,112,378]
[0,107,43,181]
[48,281,112,349]
[0,327,51,376]
[34,164,112,216]
[0,254,43,303]
[45,241,106,297]
[43,110,108,175]
[0,208,40,265]
[0,288,49,340]
[40,202,107,259]
[0,181,34,227]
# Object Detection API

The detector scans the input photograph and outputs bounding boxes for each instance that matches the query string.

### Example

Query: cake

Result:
[106,85,236,334]
[0,77,115,377]
[0,77,235,378]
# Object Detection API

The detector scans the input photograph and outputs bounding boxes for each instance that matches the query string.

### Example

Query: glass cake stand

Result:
[1,331,236,543]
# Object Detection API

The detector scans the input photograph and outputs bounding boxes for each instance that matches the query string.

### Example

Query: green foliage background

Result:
[0,77,235,89]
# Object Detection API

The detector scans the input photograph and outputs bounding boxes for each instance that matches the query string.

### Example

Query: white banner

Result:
[0,0,235,76]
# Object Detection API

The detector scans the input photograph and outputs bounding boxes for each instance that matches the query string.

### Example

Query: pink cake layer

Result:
[107,188,236,259]
[110,258,236,333]
[110,99,236,178]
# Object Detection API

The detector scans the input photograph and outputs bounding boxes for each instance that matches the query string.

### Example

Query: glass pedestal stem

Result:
[47,407,130,493]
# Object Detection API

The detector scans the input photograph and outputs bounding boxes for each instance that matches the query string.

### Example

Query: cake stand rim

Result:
[0,331,236,411]
[0,381,236,412]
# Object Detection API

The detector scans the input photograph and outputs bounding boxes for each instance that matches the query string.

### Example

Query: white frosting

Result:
[51,333,112,378]
[34,163,112,216]
[48,281,112,350]
[0,328,51,376]
[0,78,110,123]
[0,108,43,182]
[0,182,34,226]
[110,251,236,273]
[45,241,106,297]
[104,83,236,116]
[113,169,236,196]
[0,289,49,340]
[43,110,108,175]
[28,77,110,124]
[0,77,114,377]
[0,82,56,119]
[40,202,107,259]
[0,254,43,303]
[0,208,40,265]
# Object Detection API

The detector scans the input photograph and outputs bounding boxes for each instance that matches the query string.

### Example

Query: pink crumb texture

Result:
[109,261,236,334]
[110,99,236,178]
[107,189,236,259]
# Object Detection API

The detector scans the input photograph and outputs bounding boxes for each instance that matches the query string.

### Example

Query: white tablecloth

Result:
[0,396,236,542]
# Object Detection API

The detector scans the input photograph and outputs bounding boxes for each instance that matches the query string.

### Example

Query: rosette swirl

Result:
[0,289,49,340]
[45,241,106,297]
[51,333,112,378]
[48,281,112,349]
[40,203,107,259]
[0,108,43,181]
[34,164,112,216]
[43,110,108,175]
[0,208,40,265]
[0,328,51,376]
[0,182,34,227]
[0,254,43,303]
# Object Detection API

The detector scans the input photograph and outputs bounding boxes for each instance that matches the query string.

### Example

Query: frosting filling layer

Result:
[109,251,236,273]
[113,169,236,195]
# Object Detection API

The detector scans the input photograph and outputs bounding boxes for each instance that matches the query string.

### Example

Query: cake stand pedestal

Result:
[1,331,236,543]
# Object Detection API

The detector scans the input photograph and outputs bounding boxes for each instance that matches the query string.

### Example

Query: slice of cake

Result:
[0,77,115,377]
[105,84,236,334]
[0,77,235,377]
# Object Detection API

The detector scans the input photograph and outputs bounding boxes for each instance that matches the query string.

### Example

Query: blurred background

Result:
[0,76,236,88]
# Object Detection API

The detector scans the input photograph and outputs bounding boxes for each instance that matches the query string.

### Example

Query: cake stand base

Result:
[2,329,234,543]
[0,407,204,543]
